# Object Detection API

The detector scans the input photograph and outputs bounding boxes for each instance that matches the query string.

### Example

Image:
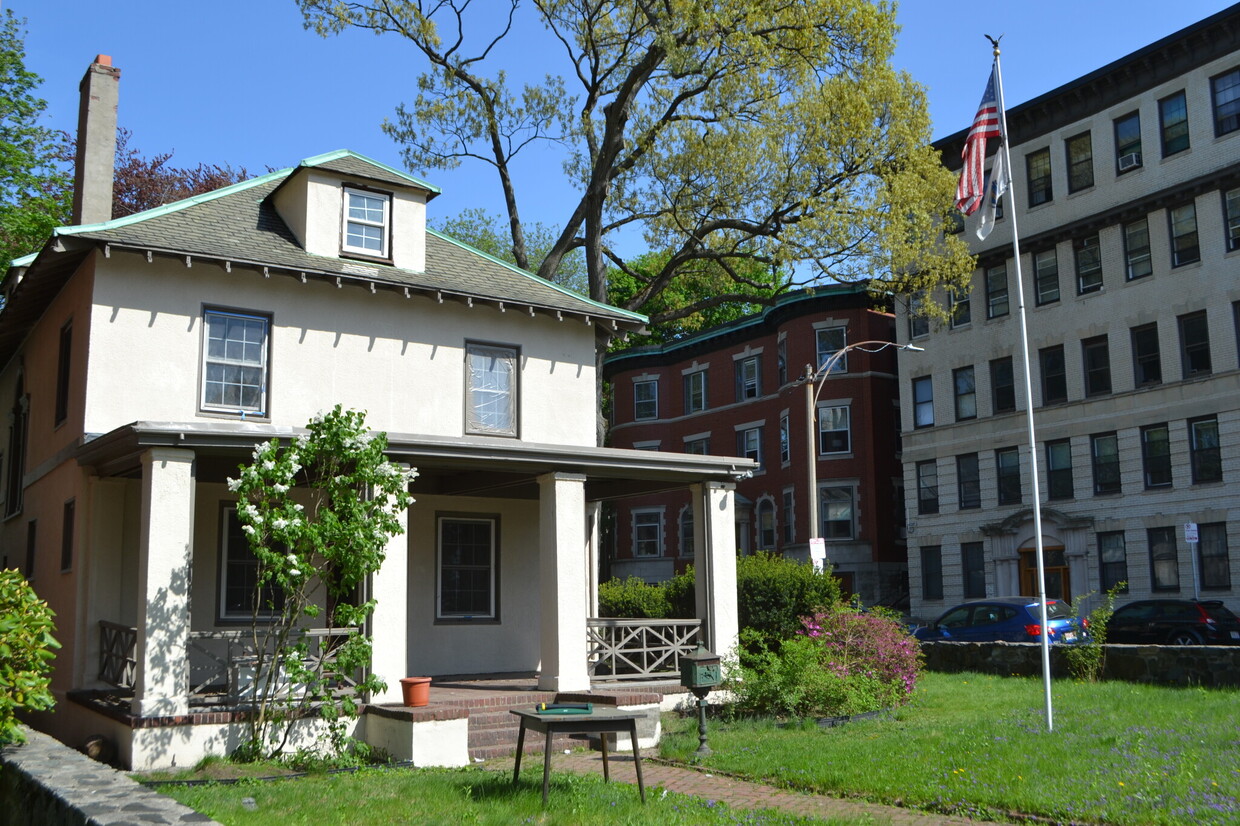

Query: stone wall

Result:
[0,727,220,826]
[921,641,1240,687]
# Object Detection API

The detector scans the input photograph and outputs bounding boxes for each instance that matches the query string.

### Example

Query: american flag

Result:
[955,65,1002,216]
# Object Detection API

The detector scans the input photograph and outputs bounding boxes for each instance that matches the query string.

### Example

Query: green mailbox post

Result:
[679,643,721,757]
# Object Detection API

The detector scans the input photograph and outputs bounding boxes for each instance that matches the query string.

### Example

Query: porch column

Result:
[132,448,195,717]
[694,481,739,658]
[368,490,409,704]
[537,472,590,692]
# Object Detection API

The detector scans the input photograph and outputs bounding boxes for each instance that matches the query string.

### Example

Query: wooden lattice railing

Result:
[587,618,702,680]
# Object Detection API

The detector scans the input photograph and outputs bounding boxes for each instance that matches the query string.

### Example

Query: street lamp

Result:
[801,341,924,568]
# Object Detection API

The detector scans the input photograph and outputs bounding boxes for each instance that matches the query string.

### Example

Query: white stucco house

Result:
[3,58,752,770]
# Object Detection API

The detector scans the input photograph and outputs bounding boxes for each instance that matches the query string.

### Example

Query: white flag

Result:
[977,145,1008,241]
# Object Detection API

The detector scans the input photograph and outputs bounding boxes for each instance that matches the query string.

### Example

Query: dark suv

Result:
[1107,600,1240,645]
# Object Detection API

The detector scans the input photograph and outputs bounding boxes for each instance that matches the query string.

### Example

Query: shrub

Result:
[597,576,670,618]
[1064,582,1126,682]
[727,605,921,719]
[735,552,842,652]
[0,569,60,745]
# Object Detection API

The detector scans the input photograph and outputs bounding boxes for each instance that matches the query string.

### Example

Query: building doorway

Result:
[1019,546,1070,602]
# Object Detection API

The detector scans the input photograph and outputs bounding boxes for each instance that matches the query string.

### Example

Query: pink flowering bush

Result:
[728,605,923,718]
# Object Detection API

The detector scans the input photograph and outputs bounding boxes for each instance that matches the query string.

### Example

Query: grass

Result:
[153,765,847,825]
[662,671,1240,825]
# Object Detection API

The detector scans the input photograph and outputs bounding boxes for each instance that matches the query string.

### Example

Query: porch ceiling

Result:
[76,421,755,501]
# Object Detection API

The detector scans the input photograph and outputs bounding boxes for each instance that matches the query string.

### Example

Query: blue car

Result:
[913,597,1087,644]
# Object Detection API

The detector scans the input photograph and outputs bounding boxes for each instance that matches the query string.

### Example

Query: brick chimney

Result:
[72,55,120,225]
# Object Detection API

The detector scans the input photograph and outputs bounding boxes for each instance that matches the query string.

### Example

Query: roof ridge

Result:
[299,149,441,195]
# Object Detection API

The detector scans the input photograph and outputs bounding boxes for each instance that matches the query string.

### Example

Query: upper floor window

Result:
[1098,532,1129,593]
[1168,203,1200,267]
[1074,235,1102,294]
[777,337,787,386]
[1131,323,1162,386]
[342,187,390,257]
[1189,416,1222,484]
[1148,527,1179,591]
[633,509,664,557]
[466,343,518,436]
[1159,91,1190,157]
[781,490,795,545]
[735,356,761,401]
[1065,132,1094,193]
[4,378,27,518]
[634,379,658,420]
[908,294,929,339]
[1211,66,1240,137]
[953,366,976,421]
[1225,188,1240,253]
[957,453,981,510]
[679,507,695,557]
[996,447,1022,505]
[912,376,933,428]
[1141,423,1172,489]
[1178,311,1212,378]
[820,486,854,540]
[757,498,776,549]
[1046,439,1073,500]
[1026,147,1052,207]
[1082,335,1111,397]
[949,289,971,328]
[737,426,763,469]
[1199,523,1231,590]
[816,327,847,372]
[1039,344,1067,405]
[779,414,790,464]
[1114,112,1142,173]
[202,310,269,416]
[1034,249,1060,305]
[1091,432,1121,495]
[990,357,1015,414]
[684,369,707,414]
[684,436,710,455]
[916,460,939,515]
[1123,217,1152,281]
[818,405,851,454]
[55,320,72,426]
[985,264,1009,319]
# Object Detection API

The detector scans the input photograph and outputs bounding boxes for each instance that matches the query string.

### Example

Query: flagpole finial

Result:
[985,34,1003,57]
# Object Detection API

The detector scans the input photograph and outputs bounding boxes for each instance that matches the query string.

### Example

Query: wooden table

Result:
[510,706,647,805]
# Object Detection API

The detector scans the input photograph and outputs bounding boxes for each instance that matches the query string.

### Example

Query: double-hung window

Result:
[55,321,71,426]
[1189,416,1222,484]
[985,264,1009,319]
[1225,188,1240,252]
[779,414,790,465]
[957,453,981,510]
[737,426,763,469]
[1148,527,1179,591]
[437,516,498,619]
[1039,345,1067,405]
[1075,235,1102,294]
[757,499,776,549]
[632,510,663,557]
[996,447,1021,505]
[466,343,518,436]
[1065,132,1094,192]
[1131,323,1162,386]
[1026,148,1052,207]
[1159,91,1190,156]
[921,546,943,601]
[949,289,971,328]
[684,370,707,414]
[912,377,933,428]
[1091,432,1121,495]
[1169,203,1200,267]
[220,507,284,620]
[1046,439,1073,500]
[1211,66,1240,136]
[1098,532,1129,592]
[202,310,269,415]
[962,542,986,599]
[1198,523,1231,590]
[953,366,976,421]
[916,460,939,515]
[908,294,929,339]
[735,356,761,401]
[634,379,658,420]
[818,405,851,454]
[342,187,390,257]
[1141,423,1172,489]
[781,490,795,545]
[990,357,1015,413]
[820,487,854,539]
[1123,217,1152,280]
[1178,311,1212,377]
[1082,336,1111,397]
[684,436,709,455]
[679,508,695,557]
[1034,249,1060,305]
[1114,112,1142,172]
[816,327,847,372]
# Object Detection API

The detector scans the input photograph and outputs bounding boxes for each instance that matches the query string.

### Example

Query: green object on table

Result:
[536,702,593,714]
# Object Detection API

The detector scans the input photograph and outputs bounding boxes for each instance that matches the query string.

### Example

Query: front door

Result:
[1020,547,1070,602]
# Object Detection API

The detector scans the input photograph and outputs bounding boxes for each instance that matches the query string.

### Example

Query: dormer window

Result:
[342,187,390,258]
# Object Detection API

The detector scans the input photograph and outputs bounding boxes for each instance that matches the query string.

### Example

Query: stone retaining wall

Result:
[0,727,220,826]
[921,641,1240,686]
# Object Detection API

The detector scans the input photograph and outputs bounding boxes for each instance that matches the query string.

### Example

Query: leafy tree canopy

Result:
[433,206,588,294]
[298,0,973,329]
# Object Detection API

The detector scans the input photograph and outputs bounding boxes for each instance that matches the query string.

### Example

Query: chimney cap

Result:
[94,55,112,67]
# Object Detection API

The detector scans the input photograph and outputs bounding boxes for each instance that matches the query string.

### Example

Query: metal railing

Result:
[98,620,137,688]
[587,618,701,680]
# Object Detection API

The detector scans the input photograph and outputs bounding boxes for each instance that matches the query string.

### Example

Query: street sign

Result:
[1184,522,1199,543]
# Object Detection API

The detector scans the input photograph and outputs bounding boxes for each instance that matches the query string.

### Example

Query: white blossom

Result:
[288,568,301,577]
[273,518,289,530]
[273,483,289,494]
[226,477,241,492]
[293,503,304,512]
[242,524,256,535]
[262,460,276,471]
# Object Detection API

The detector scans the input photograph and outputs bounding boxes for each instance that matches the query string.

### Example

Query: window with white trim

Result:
[779,414,790,465]
[820,486,854,540]
[202,310,269,415]
[633,509,664,557]
[815,327,847,372]
[735,356,761,401]
[220,507,284,621]
[737,426,763,469]
[437,515,498,619]
[466,343,518,436]
[342,187,390,257]
[1211,66,1240,137]
[1225,188,1240,252]
[1124,217,1152,280]
[684,370,707,414]
[757,498,776,550]
[781,489,795,544]
[679,507,694,556]
[818,405,851,454]
[634,379,658,420]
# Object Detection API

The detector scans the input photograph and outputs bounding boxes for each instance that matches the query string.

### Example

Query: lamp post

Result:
[802,341,924,563]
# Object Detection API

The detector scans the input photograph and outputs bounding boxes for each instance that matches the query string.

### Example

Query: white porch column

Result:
[132,448,195,717]
[537,472,590,692]
[368,494,409,704]
[694,481,739,658]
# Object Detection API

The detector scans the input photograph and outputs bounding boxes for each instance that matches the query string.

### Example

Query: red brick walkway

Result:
[515,750,1015,825]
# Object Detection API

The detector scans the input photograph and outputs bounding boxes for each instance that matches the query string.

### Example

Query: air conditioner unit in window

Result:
[1118,152,1142,171]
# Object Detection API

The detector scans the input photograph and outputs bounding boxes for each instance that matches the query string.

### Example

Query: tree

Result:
[228,406,415,761]
[297,0,973,332]
[434,206,588,294]
[107,128,251,218]
[0,569,60,745]
[0,10,71,269]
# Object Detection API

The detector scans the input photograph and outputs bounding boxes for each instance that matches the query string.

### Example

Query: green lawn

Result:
[662,671,1240,825]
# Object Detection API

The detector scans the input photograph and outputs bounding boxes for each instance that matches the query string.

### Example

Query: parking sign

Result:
[1184,522,1199,543]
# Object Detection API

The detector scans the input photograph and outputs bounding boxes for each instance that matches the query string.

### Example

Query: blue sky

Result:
[12,1,1238,231]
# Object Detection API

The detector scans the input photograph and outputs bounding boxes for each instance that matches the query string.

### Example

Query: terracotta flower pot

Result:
[399,677,431,707]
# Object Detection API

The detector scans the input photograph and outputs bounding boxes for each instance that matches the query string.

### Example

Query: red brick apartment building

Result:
[603,283,911,607]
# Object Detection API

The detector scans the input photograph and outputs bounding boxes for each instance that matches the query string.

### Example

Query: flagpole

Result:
[990,41,1054,731]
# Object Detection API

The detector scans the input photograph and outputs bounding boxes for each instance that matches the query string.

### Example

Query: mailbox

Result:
[679,643,721,691]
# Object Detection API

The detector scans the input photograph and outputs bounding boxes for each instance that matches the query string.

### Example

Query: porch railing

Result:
[97,622,361,707]
[586,618,702,681]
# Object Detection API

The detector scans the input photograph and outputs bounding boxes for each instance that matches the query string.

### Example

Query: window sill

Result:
[435,617,500,625]
[199,410,272,423]
[339,249,393,265]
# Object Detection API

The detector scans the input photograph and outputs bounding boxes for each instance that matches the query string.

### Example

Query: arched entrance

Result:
[1019,546,1070,602]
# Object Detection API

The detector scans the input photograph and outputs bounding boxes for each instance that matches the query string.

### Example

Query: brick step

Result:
[467,731,580,762]
[468,710,523,730]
